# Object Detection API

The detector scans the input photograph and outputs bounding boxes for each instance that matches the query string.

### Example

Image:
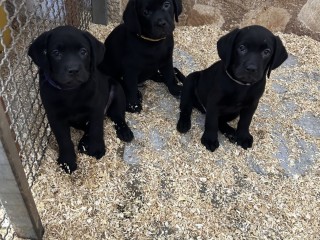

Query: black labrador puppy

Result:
[99,0,182,113]
[28,26,133,173]
[177,25,288,151]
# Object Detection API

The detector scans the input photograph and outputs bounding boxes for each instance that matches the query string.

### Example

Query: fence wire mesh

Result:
[0,0,92,239]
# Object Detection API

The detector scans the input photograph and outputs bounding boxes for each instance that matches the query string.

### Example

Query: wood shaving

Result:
[30,24,320,239]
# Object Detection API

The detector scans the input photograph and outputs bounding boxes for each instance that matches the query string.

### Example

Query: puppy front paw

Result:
[235,133,253,149]
[201,134,219,152]
[126,103,142,113]
[88,144,106,159]
[126,91,143,113]
[78,135,106,159]
[115,123,134,142]
[78,134,89,153]
[177,116,191,133]
[57,156,77,174]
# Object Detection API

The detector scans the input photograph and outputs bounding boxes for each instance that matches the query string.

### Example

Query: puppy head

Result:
[123,0,182,39]
[28,26,104,89]
[218,25,288,84]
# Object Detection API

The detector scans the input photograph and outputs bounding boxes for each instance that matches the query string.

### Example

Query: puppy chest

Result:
[142,52,169,67]
[218,92,253,113]
[62,105,91,123]
[219,103,244,115]
[46,97,92,120]
[137,43,171,62]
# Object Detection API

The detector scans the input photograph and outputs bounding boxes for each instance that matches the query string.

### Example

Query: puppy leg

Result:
[160,59,182,96]
[234,103,259,149]
[177,75,196,133]
[123,70,142,113]
[149,70,163,83]
[201,101,220,152]
[49,119,77,173]
[173,67,186,84]
[107,83,134,142]
[78,112,106,159]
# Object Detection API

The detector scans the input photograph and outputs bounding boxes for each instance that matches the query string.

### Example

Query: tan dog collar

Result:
[138,34,166,42]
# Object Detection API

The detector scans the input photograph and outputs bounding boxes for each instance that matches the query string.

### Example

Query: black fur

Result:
[28,26,133,173]
[177,25,288,151]
[99,0,183,113]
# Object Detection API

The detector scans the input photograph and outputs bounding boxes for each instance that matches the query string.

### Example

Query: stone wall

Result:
[106,0,320,41]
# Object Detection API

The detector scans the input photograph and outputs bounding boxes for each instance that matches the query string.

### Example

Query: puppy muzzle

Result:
[150,18,174,39]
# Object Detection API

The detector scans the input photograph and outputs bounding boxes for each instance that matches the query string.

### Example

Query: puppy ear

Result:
[267,36,288,78]
[217,28,240,70]
[173,0,182,22]
[123,0,141,35]
[83,31,105,67]
[28,31,50,69]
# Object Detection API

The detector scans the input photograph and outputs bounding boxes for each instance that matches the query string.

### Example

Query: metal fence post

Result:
[0,99,44,240]
[92,0,108,25]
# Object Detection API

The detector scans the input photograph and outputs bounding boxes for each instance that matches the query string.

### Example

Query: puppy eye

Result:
[143,9,151,17]
[80,48,88,56]
[238,45,247,53]
[51,50,62,59]
[263,48,271,57]
[163,1,171,9]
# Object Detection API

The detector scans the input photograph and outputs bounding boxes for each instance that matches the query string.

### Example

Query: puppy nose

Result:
[245,64,257,73]
[67,65,80,75]
[157,19,167,27]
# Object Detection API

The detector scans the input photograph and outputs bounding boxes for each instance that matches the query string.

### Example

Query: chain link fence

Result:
[0,0,94,239]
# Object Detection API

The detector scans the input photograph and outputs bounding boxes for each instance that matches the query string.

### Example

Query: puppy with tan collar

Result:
[99,0,183,113]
